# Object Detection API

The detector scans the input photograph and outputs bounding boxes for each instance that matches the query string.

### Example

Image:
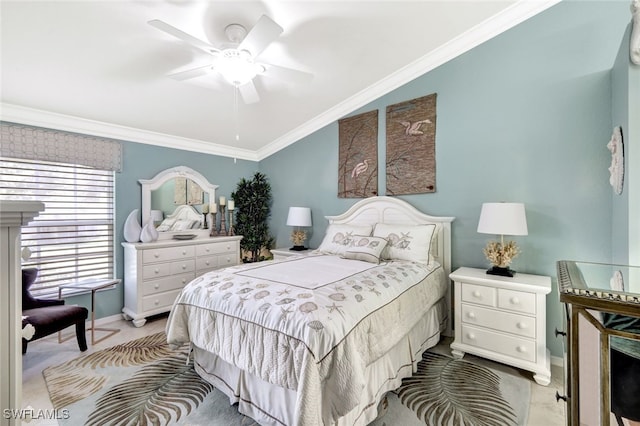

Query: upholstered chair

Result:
[21,268,88,354]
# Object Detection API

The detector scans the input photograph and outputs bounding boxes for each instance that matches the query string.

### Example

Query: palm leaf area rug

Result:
[43,332,531,426]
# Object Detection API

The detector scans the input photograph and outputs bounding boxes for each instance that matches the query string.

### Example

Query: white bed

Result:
[166,196,454,425]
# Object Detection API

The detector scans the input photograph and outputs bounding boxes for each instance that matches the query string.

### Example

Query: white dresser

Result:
[122,236,241,327]
[450,266,552,385]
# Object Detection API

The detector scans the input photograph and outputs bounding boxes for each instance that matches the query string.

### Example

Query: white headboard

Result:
[325,196,455,335]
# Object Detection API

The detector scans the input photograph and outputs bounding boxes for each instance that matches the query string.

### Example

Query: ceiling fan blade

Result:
[261,63,313,85]
[148,19,218,55]
[238,15,283,58]
[168,65,215,81]
[238,80,260,104]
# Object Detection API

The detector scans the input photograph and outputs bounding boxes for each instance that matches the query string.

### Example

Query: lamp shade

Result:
[150,210,164,223]
[477,202,528,236]
[286,207,312,227]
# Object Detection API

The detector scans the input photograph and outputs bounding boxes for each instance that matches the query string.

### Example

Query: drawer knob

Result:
[472,291,481,298]
[205,260,210,265]
[182,278,187,284]
[516,322,527,329]
[516,346,527,353]
[154,299,159,305]
[206,248,210,252]
[510,297,520,305]
[154,284,159,289]
[182,250,187,255]
[466,312,476,319]
[154,253,159,258]
[466,333,476,340]
[154,269,159,274]
[181,264,187,270]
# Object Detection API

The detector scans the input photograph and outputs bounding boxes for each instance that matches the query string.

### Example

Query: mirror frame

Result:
[139,166,218,239]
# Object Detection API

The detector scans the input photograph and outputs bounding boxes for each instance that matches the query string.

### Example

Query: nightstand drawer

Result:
[461,283,496,307]
[460,324,536,363]
[498,288,536,315]
[461,303,536,338]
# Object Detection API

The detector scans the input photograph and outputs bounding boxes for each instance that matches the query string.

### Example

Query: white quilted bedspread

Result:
[166,252,445,425]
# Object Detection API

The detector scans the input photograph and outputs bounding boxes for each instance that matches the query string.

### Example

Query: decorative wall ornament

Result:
[385,93,437,195]
[631,0,640,65]
[607,126,624,195]
[123,209,142,242]
[338,110,378,198]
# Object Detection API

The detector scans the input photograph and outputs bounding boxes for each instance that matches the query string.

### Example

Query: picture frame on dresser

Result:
[450,266,552,386]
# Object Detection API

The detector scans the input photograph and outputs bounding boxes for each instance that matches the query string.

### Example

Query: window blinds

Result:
[0,157,115,296]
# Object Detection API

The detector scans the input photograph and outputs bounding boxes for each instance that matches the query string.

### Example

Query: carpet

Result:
[43,333,530,425]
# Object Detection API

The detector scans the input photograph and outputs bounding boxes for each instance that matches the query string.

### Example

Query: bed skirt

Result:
[192,297,446,426]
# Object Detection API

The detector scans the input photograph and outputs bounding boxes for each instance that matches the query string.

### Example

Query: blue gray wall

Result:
[260,1,633,358]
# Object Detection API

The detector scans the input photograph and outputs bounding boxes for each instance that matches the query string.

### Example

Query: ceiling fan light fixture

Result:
[216,49,264,86]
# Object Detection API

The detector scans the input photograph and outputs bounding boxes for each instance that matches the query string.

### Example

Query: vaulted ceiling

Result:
[0,1,558,161]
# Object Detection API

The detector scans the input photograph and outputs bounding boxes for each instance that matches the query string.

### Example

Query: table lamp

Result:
[477,202,528,277]
[286,207,312,251]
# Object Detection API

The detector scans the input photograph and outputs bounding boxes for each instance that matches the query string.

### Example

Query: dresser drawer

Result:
[142,288,183,312]
[461,303,536,339]
[196,255,218,271]
[461,283,496,307]
[170,259,195,275]
[217,253,238,268]
[196,242,236,256]
[143,246,195,263]
[143,262,173,279]
[142,273,195,296]
[498,288,536,315]
[461,324,536,363]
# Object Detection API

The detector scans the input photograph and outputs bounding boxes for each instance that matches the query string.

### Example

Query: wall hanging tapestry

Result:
[338,110,378,198]
[385,93,437,195]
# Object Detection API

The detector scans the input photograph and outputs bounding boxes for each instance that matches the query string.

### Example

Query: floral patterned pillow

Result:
[372,223,437,265]
[341,235,388,264]
[317,224,374,256]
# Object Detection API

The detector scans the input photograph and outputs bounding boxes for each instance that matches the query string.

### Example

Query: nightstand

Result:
[450,266,552,385]
[270,247,315,260]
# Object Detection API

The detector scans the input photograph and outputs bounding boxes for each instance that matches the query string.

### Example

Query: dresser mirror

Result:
[140,166,218,240]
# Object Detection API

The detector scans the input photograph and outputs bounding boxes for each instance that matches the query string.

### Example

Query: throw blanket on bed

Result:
[166,252,446,425]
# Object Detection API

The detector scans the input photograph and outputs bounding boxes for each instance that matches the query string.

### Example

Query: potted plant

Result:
[231,172,274,263]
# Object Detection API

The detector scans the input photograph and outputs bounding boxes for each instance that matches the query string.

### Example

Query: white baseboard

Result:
[550,354,564,368]
[89,313,124,328]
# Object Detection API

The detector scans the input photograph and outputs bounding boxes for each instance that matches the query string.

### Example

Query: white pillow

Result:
[372,223,437,264]
[170,219,198,231]
[317,224,374,256]
[341,235,388,264]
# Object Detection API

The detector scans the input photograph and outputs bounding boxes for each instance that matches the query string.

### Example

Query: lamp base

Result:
[290,245,308,251]
[486,266,516,277]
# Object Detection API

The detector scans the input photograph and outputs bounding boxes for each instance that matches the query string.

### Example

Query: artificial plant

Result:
[231,172,274,263]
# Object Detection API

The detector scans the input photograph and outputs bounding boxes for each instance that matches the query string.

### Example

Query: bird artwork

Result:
[399,119,431,136]
[351,159,369,178]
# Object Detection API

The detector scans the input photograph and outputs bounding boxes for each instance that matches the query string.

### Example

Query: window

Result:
[0,157,115,297]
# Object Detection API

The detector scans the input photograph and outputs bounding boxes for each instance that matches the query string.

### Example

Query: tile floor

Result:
[21,315,566,425]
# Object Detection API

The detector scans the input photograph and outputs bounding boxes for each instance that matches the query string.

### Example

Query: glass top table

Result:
[557,261,640,314]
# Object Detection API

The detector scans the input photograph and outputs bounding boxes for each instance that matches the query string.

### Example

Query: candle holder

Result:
[219,205,227,236]
[202,212,208,229]
[228,209,235,236]
[209,212,218,237]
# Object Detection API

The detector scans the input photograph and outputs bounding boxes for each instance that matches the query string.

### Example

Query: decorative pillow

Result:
[341,235,388,264]
[373,223,437,264]
[317,224,374,256]
[170,219,199,231]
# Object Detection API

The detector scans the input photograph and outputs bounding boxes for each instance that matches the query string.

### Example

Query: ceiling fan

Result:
[149,15,312,104]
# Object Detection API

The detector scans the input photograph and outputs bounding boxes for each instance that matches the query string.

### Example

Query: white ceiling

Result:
[0,1,558,161]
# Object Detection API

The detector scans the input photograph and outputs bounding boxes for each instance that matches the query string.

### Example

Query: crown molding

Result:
[256,0,561,161]
[0,103,259,162]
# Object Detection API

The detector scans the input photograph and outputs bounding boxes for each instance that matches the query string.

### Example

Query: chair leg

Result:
[22,338,28,354]
[75,320,88,351]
